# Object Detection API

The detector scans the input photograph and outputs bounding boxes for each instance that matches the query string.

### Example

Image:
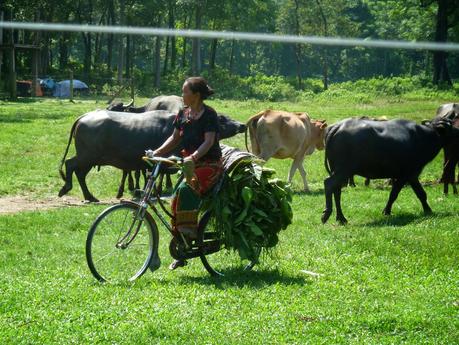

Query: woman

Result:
[151,77,223,270]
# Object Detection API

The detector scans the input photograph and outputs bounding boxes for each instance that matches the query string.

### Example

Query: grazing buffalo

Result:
[246,110,327,191]
[107,95,184,196]
[107,95,183,114]
[58,110,246,202]
[435,103,459,194]
[321,116,459,224]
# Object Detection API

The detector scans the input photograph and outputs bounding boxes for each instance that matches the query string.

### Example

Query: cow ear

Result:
[320,123,328,129]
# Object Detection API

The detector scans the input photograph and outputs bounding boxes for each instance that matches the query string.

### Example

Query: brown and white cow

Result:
[245,110,327,191]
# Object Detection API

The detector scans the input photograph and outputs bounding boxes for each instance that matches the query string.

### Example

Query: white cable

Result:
[1,21,458,52]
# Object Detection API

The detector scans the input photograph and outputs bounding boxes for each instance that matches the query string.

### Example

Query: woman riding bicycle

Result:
[150,77,223,270]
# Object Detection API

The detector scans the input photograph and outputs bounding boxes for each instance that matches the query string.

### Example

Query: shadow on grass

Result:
[180,268,309,290]
[292,188,324,196]
[362,211,455,227]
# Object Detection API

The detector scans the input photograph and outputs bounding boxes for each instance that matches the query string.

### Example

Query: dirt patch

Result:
[0,195,119,215]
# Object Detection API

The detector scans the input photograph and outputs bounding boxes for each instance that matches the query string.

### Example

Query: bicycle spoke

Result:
[86,203,157,283]
[93,248,119,264]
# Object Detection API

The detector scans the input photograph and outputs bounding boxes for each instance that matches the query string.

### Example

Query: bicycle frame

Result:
[124,157,199,251]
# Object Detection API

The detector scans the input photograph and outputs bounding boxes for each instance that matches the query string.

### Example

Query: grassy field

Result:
[0,96,458,344]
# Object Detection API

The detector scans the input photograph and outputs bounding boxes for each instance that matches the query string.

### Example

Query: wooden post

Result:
[130,77,135,102]
[31,50,38,97]
[9,48,16,99]
[69,69,74,101]
[8,24,16,100]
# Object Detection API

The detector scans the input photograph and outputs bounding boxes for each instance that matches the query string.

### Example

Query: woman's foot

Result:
[169,259,187,270]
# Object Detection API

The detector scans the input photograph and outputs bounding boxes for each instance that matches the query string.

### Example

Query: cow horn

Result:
[125,99,134,108]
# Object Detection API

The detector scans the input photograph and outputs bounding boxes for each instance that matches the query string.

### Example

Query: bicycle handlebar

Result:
[142,155,183,167]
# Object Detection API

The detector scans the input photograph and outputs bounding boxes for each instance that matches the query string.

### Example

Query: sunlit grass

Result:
[0,96,458,343]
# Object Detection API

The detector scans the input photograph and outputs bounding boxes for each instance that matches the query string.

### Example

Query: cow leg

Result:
[128,171,135,191]
[382,179,405,216]
[134,170,141,190]
[58,157,78,197]
[287,161,298,186]
[348,176,356,187]
[297,159,310,192]
[116,171,128,199]
[289,156,309,191]
[75,166,99,202]
[409,178,432,214]
[452,158,458,194]
[322,174,346,224]
[155,172,164,195]
[334,188,347,224]
[142,170,147,189]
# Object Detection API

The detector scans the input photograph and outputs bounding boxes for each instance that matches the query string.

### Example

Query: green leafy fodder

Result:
[206,160,293,261]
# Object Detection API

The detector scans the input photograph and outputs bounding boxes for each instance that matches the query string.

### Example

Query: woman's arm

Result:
[188,131,216,161]
[154,128,182,156]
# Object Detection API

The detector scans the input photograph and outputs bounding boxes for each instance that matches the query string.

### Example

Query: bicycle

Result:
[86,155,259,283]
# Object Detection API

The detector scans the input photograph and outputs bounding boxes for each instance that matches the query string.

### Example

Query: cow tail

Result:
[59,115,84,181]
[244,121,251,152]
[245,111,264,153]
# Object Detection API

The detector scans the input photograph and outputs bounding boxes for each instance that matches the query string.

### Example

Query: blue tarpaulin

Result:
[53,80,89,98]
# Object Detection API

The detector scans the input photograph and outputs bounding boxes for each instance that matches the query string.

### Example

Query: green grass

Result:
[1,96,459,344]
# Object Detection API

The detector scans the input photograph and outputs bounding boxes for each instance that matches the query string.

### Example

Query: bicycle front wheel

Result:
[198,212,260,277]
[86,202,159,283]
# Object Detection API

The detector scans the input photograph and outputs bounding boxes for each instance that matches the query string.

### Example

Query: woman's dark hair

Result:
[185,77,214,100]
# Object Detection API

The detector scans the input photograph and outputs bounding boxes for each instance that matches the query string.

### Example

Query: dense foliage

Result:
[1,0,458,96]
[205,158,293,261]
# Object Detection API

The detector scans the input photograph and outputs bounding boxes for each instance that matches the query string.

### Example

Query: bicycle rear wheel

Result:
[198,211,259,276]
[86,202,159,283]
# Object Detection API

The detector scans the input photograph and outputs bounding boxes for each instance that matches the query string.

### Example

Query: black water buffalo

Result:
[58,110,246,202]
[107,95,183,114]
[321,117,459,224]
[108,96,184,197]
[435,103,459,194]
[107,95,184,197]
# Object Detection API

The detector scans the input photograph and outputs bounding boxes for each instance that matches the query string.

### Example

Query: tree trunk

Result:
[59,34,69,70]
[154,35,162,88]
[294,0,302,88]
[107,0,115,71]
[5,9,16,99]
[229,40,235,74]
[117,0,126,82]
[181,14,189,68]
[192,4,202,75]
[82,32,92,79]
[163,36,170,75]
[432,0,452,86]
[209,38,217,71]
[322,51,329,90]
[315,0,329,90]
[125,34,130,78]
[168,0,176,70]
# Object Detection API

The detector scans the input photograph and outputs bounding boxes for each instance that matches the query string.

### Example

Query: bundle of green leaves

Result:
[204,156,293,262]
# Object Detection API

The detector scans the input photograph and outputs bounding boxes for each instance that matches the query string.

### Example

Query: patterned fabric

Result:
[172,160,223,231]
